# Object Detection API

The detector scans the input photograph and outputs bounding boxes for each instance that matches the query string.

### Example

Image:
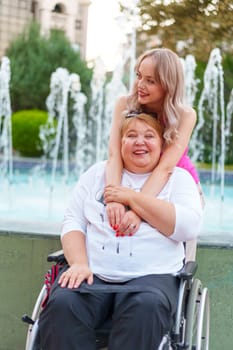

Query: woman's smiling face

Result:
[121,118,162,173]
[136,56,166,113]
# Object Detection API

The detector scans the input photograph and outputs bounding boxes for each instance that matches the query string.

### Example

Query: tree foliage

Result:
[6,22,92,112]
[131,0,233,164]
[136,0,233,62]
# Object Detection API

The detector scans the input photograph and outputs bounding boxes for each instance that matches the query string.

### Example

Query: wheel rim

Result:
[184,279,202,350]
[196,288,210,350]
[25,285,46,350]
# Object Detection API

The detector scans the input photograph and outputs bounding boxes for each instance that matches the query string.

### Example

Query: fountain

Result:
[0,56,13,185]
[191,48,226,195]
[87,57,106,163]
[69,73,88,177]
[0,30,232,243]
[38,67,89,215]
[226,89,233,157]
[117,0,141,89]
[101,60,128,160]
[182,54,199,107]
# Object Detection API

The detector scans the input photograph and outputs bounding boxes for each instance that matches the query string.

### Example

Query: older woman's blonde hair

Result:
[120,113,163,140]
[127,48,185,143]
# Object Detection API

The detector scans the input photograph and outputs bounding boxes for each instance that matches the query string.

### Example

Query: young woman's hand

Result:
[104,185,133,206]
[58,264,93,289]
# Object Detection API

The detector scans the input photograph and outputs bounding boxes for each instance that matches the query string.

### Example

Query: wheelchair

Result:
[22,249,210,350]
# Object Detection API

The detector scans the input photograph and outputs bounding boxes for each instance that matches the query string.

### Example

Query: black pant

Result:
[39,272,179,350]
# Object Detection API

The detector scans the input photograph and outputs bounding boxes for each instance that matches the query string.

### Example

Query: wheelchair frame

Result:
[22,250,210,350]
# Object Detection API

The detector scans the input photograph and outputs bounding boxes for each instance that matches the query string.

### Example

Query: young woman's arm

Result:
[105,96,141,231]
[105,95,127,186]
[141,107,197,195]
[104,168,202,240]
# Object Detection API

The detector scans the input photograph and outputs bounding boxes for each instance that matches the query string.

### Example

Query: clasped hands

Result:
[59,185,141,289]
[104,185,141,236]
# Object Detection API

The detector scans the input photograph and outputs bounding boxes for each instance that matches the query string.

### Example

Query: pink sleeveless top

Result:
[176,148,199,183]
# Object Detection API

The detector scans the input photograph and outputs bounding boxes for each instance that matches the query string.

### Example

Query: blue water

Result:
[201,184,233,239]
[0,165,233,243]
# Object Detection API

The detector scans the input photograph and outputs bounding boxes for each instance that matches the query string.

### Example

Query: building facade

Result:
[0,0,90,59]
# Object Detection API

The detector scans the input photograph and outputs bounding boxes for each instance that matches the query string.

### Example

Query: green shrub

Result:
[12,109,49,157]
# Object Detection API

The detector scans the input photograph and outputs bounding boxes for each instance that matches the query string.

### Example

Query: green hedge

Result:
[12,109,49,157]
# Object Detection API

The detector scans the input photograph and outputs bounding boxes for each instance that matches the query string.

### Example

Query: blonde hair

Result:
[127,48,185,143]
[120,113,163,140]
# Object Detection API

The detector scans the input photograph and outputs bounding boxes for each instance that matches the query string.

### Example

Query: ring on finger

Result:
[130,223,136,229]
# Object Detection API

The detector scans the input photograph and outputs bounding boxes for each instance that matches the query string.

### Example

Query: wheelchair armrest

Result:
[47,250,66,264]
[177,261,198,280]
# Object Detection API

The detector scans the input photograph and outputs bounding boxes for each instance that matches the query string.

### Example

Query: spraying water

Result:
[0,56,13,185]
[190,48,226,229]
[183,54,199,107]
[101,61,128,160]
[118,0,140,90]
[225,89,233,153]
[69,73,87,177]
[191,48,225,190]
[87,58,106,163]
[39,68,88,214]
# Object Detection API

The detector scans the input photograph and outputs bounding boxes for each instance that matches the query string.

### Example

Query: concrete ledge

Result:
[198,233,233,248]
[0,233,61,350]
[0,219,61,236]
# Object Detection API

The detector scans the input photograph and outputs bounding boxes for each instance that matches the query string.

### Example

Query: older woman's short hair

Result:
[120,113,164,139]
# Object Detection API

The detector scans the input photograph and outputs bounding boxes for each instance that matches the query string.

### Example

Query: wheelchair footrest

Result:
[22,314,35,325]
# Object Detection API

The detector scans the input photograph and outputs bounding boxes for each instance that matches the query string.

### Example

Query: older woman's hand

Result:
[118,210,141,236]
[105,202,126,229]
[104,185,141,235]
[58,264,93,289]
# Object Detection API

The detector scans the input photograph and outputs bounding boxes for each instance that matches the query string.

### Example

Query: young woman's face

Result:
[121,119,162,173]
[136,56,166,113]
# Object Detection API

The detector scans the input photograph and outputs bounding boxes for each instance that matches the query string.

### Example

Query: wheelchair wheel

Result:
[184,278,202,350]
[196,287,210,350]
[184,278,210,350]
[25,285,46,350]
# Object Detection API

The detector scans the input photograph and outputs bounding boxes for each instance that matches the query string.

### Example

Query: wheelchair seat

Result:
[22,250,210,350]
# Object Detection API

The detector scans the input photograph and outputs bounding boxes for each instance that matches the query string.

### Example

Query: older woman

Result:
[39,113,203,350]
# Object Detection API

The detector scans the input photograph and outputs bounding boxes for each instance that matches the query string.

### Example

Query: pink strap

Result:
[177,150,199,183]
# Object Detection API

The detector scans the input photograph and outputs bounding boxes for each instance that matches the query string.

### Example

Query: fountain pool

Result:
[0,161,232,245]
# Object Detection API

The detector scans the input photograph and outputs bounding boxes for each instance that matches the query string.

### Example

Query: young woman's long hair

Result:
[127,48,186,144]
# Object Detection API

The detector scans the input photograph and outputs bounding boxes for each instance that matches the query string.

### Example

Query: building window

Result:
[52,3,65,14]
[75,19,82,30]
[31,1,38,16]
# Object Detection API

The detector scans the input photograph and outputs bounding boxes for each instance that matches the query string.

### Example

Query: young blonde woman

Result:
[105,48,203,260]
